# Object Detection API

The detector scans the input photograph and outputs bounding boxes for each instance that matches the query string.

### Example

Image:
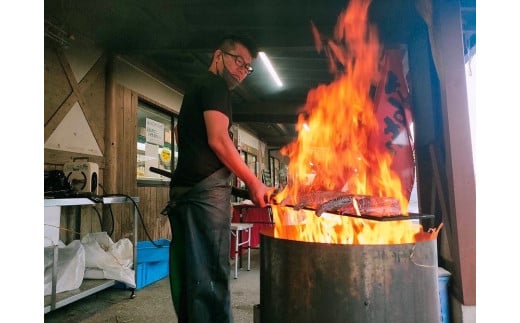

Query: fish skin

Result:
[315,196,354,216]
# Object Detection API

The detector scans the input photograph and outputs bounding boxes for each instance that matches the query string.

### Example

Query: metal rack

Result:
[44,196,139,314]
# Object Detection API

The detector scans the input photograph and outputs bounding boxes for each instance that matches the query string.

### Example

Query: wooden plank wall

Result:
[136,186,171,241]
[45,40,172,245]
[44,40,107,244]
[107,84,172,243]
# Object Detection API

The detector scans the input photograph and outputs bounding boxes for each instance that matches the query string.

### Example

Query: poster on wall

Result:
[146,118,164,146]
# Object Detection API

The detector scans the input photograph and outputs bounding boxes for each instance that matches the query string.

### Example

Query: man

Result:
[167,34,269,322]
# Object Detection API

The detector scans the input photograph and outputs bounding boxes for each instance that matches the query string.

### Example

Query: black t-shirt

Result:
[171,72,232,186]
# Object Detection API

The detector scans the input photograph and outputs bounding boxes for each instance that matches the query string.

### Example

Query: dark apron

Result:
[167,167,233,323]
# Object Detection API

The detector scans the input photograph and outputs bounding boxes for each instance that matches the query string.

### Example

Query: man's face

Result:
[218,43,253,84]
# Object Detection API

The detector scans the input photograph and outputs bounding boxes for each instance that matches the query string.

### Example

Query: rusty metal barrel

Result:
[259,230,441,323]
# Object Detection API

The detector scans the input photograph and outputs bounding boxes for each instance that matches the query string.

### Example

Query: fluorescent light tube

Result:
[259,52,283,87]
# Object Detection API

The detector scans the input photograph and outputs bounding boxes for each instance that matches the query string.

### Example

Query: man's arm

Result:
[204,110,268,207]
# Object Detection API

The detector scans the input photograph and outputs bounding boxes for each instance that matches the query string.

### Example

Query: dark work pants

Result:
[168,168,233,323]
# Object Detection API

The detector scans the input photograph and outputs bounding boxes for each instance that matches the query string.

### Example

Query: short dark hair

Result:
[217,33,259,59]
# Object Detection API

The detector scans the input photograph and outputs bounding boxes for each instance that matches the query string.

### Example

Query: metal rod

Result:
[149,167,250,199]
[280,204,434,221]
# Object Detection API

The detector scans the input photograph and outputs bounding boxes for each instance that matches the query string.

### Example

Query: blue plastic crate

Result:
[135,239,170,290]
[438,267,451,323]
[137,239,170,263]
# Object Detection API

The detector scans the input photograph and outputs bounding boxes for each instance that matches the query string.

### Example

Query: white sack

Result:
[81,232,136,288]
[44,240,85,296]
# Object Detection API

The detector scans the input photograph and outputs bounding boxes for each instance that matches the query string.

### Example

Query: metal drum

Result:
[259,229,441,323]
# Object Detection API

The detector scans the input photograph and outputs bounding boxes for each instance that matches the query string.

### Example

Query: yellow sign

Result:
[160,148,171,164]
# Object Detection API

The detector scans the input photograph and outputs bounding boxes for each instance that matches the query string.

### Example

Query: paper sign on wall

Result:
[146,118,164,146]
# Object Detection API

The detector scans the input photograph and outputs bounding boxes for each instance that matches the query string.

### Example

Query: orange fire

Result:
[272,0,439,244]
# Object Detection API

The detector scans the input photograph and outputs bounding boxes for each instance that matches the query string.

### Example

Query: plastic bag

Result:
[81,232,136,288]
[44,240,85,296]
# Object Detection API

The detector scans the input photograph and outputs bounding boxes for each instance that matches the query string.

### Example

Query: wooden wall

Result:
[45,37,174,244]
[107,81,172,242]
[44,39,107,243]
[136,186,171,241]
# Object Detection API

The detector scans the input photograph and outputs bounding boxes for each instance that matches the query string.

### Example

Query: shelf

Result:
[44,197,139,314]
[44,196,139,207]
[44,279,116,314]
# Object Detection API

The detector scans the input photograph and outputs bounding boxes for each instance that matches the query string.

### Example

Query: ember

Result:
[272,0,439,244]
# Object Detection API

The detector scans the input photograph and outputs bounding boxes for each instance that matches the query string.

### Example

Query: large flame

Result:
[272,207,439,245]
[272,0,439,244]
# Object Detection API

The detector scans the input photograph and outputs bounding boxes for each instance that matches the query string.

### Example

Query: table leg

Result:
[51,244,58,311]
[247,227,251,271]
[238,230,243,270]
[234,230,239,279]
[131,202,137,298]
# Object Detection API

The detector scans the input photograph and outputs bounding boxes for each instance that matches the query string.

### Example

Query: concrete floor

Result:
[44,249,261,323]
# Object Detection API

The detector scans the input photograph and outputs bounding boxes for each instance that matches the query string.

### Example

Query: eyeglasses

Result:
[221,50,254,75]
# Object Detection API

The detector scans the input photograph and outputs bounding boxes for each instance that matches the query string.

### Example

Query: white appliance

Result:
[63,160,99,195]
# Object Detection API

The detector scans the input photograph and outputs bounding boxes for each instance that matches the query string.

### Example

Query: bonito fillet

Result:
[278,191,401,217]
[333,195,401,217]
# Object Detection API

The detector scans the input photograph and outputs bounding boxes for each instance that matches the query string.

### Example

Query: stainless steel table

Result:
[44,196,139,314]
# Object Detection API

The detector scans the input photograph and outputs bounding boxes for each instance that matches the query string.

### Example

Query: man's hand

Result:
[247,180,270,208]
